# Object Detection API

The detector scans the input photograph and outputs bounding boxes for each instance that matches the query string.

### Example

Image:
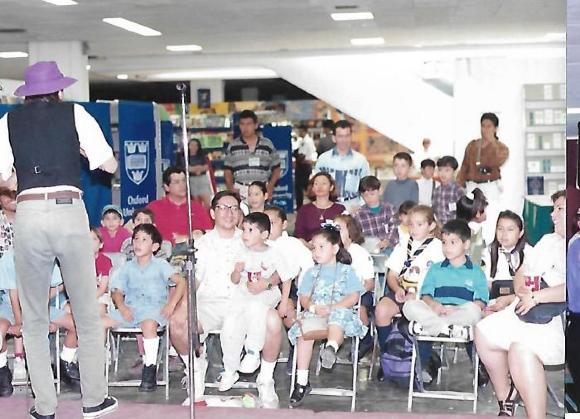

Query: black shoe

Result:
[357,333,374,360]
[320,346,337,369]
[0,365,13,397]
[60,359,81,391]
[478,363,490,387]
[498,383,519,416]
[289,382,312,408]
[139,364,157,392]
[377,364,385,382]
[82,396,119,418]
[29,407,55,419]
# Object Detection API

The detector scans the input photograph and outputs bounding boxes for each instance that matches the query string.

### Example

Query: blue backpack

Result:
[380,320,418,388]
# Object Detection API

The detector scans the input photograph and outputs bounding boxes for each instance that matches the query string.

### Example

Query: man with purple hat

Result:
[0,61,118,418]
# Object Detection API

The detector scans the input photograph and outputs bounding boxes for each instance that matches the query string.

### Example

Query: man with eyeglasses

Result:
[169,190,284,407]
[147,166,213,244]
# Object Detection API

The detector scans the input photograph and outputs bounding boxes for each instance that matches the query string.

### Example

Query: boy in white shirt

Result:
[221,212,292,392]
[417,159,438,206]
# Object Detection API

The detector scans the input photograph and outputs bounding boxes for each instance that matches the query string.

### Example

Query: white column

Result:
[28,41,89,101]
[189,79,224,106]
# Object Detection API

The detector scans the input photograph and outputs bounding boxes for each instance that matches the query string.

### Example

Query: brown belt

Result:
[17,191,82,203]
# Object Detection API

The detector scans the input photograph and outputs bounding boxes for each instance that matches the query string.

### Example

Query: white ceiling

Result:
[0,0,565,80]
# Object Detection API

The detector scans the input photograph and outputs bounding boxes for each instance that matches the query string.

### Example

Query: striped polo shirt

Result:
[420,257,489,306]
[224,135,281,185]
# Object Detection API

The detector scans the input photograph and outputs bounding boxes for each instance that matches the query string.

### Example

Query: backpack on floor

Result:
[379,320,417,388]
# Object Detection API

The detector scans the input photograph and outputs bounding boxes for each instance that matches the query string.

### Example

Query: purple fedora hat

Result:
[14,61,77,97]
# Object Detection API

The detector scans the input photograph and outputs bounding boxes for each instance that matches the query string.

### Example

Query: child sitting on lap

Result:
[220,212,291,401]
[110,224,185,392]
[403,219,489,338]
[288,225,366,408]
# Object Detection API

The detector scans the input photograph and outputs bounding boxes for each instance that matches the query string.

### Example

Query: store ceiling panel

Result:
[0,0,565,80]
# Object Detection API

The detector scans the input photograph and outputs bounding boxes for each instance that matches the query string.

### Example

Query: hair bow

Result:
[320,221,341,233]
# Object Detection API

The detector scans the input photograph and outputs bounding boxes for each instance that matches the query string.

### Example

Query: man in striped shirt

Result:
[224,110,281,200]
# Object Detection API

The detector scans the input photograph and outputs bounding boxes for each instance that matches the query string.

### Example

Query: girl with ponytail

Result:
[288,224,367,408]
[456,187,488,265]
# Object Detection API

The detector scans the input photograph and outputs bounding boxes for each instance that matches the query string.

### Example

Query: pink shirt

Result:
[147,196,214,244]
[95,252,112,277]
[98,226,131,253]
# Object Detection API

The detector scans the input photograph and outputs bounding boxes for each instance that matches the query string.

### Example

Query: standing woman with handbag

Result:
[475,190,566,418]
[287,225,367,408]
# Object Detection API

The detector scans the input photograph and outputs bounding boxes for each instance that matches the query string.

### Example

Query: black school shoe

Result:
[138,364,157,392]
[60,359,81,391]
[82,396,119,418]
[0,365,13,397]
[289,382,312,408]
[29,407,55,419]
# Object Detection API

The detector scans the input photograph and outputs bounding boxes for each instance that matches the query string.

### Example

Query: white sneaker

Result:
[256,377,279,409]
[408,321,423,336]
[421,369,433,384]
[239,350,261,374]
[450,325,473,340]
[13,357,27,381]
[218,370,239,392]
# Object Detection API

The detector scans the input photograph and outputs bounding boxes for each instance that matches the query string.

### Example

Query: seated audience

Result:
[99,205,131,253]
[383,152,418,211]
[432,156,464,225]
[456,188,488,266]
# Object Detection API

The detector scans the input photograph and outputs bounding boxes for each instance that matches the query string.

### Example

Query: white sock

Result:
[143,337,160,366]
[326,340,339,351]
[0,351,7,367]
[296,369,309,386]
[60,346,77,363]
[258,359,276,381]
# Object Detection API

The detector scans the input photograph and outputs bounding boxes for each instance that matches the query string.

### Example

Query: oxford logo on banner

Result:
[118,101,157,221]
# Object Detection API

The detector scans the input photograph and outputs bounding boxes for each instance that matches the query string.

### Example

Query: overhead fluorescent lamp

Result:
[350,37,384,46]
[150,67,277,80]
[116,74,129,80]
[544,32,565,41]
[166,44,203,52]
[567,108,580,114]
[103,17,162,37]
[86,64,91,70]
[41,0,78,5]
[331,12,374,21]
[0,51,28,58]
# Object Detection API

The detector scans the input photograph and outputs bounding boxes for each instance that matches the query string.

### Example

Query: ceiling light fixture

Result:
[86,64,91,70]
[149,67,277,81]
[103,18,162,37]
[0,51,28,58]
[116,74,129,80]
[166,44,203,52]
[544,32,565,41]
[41,0,78,5]
[331,12,374,21]
[350,37,385,46]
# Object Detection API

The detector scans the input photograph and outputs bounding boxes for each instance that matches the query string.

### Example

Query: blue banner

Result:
[118,101,157,222]
[0,103,113,227]
[78,102,113,226]
[160,120,175,171]
[262,126,294,214]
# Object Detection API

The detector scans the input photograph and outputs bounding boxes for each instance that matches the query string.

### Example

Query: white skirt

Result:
[476,298,564,365]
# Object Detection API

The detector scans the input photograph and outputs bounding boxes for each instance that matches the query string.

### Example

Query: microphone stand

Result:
[176,82,201,419]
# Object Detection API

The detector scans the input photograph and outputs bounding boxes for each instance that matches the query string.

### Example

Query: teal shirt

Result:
[420,257,489,305]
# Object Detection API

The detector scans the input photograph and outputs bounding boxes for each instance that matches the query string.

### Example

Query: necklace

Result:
[315,201,332,222]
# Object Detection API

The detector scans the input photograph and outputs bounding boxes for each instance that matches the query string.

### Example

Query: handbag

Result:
[298,266,339,341]
[517,278,566,324]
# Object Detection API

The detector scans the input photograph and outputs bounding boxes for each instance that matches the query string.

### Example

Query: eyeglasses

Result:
[214,204,241,213]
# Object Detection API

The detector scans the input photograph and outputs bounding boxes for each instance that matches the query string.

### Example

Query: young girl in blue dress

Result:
[288,225,367,408]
